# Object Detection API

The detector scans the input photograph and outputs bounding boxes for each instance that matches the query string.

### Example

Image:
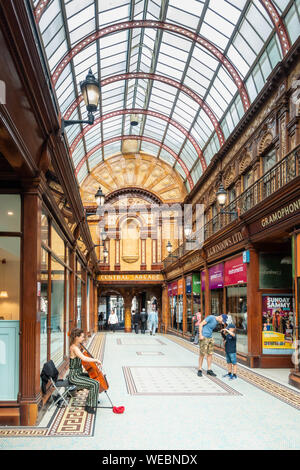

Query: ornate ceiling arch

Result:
[69,108,207,171]
[75,135,194,190]
[35,1,291,61]
[51,20,250,111]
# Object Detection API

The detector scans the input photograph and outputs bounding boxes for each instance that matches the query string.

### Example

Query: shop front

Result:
[224,255,248,354]
[289,232,300,388]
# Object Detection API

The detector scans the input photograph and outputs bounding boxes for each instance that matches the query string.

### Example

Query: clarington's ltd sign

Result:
[207,232,243,258]
[261,197,300,228]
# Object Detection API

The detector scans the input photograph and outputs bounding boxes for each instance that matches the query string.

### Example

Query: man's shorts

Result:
[199,337,214,355]
[226,352,237,364]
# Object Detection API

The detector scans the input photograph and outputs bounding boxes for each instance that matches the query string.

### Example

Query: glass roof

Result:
[32,0,299,189]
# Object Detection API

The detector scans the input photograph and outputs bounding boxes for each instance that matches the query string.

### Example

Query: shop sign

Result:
[172,281,178,296]
[178,278,184,295]
[209,263,224,289]
[243,250,250,263]
[262,294,295,355]
[186,276,192,294]
[259,253,292,289]
[98,273,164,282]
[261,198,300,229]
[207,232,243,258]
[192,273,201,294]
[168,284,173,297]
[201,271,205,292]
[224,256,247,286]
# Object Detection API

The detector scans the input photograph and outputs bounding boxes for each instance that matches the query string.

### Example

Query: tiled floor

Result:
[1,332,300,450]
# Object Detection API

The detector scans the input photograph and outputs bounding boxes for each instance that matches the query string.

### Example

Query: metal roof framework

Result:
[31,0,297,192]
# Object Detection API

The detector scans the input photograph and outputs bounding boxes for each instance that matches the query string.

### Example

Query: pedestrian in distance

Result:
[197,314,228,377]
[140,308,148,334]
[192,311,201,344]
[133,310,141,334]
[221,323,237,380]
[108,309,119,333]
[148,305,158,336]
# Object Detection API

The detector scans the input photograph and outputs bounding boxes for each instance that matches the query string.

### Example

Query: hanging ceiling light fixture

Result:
[61,69,100,134]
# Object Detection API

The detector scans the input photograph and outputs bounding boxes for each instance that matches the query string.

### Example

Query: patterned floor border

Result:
[0,333,106,438]
[166,334,300,411]
[123,365,242,396]
[116,338,166,346]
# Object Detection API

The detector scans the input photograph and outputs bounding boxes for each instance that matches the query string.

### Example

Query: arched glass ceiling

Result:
[32,0,299,191]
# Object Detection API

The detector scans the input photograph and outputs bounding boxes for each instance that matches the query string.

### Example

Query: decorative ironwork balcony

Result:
[163,145,300,269]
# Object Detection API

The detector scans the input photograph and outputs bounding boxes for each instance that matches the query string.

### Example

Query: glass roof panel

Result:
[34,0,300,192]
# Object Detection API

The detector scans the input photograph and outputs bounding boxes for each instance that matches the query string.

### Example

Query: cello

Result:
[80,343,109,393]
[80,342,124,413]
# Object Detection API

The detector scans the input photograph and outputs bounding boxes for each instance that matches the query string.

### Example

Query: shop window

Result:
[0,195,21,232]
[226,285,248,354]
[41,211,49,246]
[50,257,65,367]
[77,277,82,329]
[51,224,65,261]
[0,237,21,321]
[40,247,48,370]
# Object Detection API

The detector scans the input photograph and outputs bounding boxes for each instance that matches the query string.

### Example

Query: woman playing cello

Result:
[69,328,102,414]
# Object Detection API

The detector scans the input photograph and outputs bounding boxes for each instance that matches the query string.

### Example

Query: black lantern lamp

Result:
[61,69,100,134]
[85,186,105,221]
[166,241,178,259]
[95,186,105,208]
[216,183,238,216]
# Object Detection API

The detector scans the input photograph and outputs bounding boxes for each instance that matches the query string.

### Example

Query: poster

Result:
[224,256,247,286]
[209,263,224,289]
[262,294,295,355]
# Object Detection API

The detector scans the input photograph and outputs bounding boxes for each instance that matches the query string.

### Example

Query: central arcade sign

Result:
[98,273,164,282]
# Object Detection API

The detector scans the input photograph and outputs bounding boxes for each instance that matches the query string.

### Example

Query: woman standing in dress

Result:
[69,328,102,414]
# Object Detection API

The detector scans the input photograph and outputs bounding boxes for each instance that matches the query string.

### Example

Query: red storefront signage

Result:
[172,281,178,296]
[168,284,173,296]
[224,255,247,286]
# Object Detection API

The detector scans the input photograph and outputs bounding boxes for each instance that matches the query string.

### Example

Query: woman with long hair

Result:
[68,328,102,414]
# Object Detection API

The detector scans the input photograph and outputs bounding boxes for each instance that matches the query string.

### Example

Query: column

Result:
[182,277,187,333]
[161,283,169,333]
[247,246,260,367]
[204,264,210,317]
[81,269,87,334]
[122,290,132,333]
[68,247,76,333]
[19,178,43,426]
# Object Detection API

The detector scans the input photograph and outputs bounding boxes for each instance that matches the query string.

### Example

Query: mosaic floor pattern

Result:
[0,334,106,438]
[166,334,300,411]
[117,337,166,346]
[123,366,241,396]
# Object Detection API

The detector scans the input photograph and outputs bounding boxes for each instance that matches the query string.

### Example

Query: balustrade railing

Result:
[163,145,300,269]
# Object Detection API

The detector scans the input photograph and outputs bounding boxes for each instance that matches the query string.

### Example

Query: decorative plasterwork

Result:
[80,152,187,206]
[258,132,274,155]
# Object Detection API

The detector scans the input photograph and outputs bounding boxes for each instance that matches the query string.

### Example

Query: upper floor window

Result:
[243,170,252,191]
[263,149,276,174]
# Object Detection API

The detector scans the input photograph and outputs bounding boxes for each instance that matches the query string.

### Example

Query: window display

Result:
[186,275,192,334]
[51,257,65,367]
[225,255,248,353]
